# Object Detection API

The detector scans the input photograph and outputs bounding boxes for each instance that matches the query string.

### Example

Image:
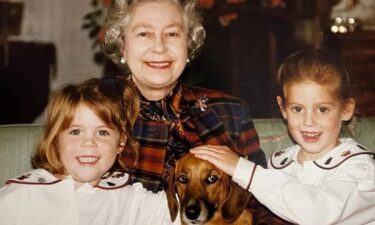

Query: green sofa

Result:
[0,117,374,185]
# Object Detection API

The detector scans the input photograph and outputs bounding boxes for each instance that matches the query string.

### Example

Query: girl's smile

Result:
[76,155,100,164]
[278,80,354,162]
[300,131,321,143]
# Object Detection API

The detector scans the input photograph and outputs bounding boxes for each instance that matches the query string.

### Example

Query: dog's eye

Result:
[206,175,218,184]
[178,175,188,184]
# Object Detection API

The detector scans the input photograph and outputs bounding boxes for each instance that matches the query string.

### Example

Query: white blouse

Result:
[233,138,375,225]
[0,169,181,225]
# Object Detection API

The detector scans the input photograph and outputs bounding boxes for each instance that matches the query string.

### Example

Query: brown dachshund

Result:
[166,153,253,225]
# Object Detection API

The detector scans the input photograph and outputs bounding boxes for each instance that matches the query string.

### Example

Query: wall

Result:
[6,0,103,122]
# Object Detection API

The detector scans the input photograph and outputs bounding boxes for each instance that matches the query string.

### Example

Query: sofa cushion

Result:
[0,117,373,186]
[0,124,43,185]
[253,118,294,159]
[350,117,375,150]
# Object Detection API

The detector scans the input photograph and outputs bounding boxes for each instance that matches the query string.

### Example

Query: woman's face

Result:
[122,1,188,99]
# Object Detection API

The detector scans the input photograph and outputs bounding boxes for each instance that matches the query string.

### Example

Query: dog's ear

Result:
[165,166,179,221]
[222,180,252,223]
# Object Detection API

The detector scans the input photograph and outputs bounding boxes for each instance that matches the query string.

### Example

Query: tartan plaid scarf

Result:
[138,81,202,168]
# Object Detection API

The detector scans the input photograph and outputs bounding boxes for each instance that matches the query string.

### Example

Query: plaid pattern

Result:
[128,85,266,191]
[127,85,291,224]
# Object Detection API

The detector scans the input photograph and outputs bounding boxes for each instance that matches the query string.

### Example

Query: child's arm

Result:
[191,145,375,225]
[190,145,240,176]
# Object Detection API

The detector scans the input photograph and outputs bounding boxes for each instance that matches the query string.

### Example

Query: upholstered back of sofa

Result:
[0,117,374,185]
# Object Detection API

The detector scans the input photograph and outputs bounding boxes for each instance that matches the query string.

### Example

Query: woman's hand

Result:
[190,145,240,176]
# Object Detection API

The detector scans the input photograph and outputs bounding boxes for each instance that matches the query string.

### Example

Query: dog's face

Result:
[166,153,252,225]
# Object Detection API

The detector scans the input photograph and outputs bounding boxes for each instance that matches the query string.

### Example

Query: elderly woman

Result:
[103,0,288,224]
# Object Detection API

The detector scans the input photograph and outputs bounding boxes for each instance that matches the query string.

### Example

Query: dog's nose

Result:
[185,202,201,220]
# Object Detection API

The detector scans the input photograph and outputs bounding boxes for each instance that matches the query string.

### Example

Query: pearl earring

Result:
[186,58,190,63]
[120,57,126,64]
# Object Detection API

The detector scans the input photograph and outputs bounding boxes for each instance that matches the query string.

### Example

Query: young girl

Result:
[191,49,375,225]
[0,77,180,225]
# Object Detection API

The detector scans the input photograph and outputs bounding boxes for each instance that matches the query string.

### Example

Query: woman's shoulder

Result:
[181,85,251,119]
[181,85,245,104]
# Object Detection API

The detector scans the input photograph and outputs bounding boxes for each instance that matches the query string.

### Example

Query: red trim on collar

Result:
[96,176,132,190]
[5,180,62,185]
[313,152,375,170]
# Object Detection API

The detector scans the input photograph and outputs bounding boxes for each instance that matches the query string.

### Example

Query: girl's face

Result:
[277,81,354,162]
[58,104,125,187]
[122,1,188,100]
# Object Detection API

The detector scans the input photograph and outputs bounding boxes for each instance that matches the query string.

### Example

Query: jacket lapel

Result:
[182,86,239,152]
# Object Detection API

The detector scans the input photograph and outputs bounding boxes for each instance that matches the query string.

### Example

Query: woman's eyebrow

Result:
[131,23,152,31]
[131,23,185,31]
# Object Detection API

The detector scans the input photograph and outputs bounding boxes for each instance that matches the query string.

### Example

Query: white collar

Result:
[270,138,374,170]
[7,170,131,190]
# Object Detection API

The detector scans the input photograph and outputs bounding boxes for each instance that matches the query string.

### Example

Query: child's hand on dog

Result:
[190,145,239,176]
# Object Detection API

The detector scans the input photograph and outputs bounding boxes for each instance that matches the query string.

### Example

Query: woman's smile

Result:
[145,61,172,69]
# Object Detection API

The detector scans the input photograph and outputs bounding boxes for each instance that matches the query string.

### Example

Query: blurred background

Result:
[1,0,374,124]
